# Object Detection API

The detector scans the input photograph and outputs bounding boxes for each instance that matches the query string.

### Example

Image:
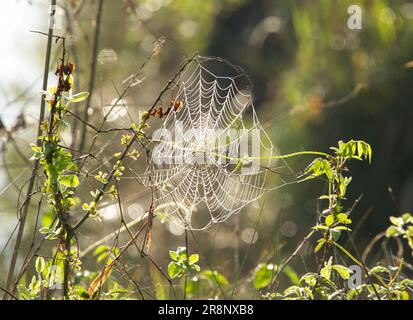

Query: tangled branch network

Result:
[143,56,287,230]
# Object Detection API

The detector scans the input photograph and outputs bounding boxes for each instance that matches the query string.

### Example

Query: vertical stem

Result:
[63,231,72,299]
[64,7,81,151]
[183,229,189,300]
[78,0,104,152]
[234,216,240,274]
[2,0,56,300]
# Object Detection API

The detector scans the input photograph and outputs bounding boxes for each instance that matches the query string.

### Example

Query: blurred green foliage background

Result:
[1,0,413,298]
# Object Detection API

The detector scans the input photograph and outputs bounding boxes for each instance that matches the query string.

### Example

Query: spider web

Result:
[142,56,290,230]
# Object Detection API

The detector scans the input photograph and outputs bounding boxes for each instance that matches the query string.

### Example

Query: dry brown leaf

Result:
[87,264,113,298]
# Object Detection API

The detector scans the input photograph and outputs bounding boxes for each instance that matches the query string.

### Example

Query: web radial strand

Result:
[142,56,282,230]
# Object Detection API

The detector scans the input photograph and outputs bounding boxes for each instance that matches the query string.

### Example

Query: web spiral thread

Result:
[143,56,279,230]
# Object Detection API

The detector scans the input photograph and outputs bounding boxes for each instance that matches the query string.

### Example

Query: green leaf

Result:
[400,290,410,300]
[337,213,352,224]
[330,228,342,241]
[333,226,352,232]
[35,256,45,273]
[30,143,41,153]
[140,111,149,122]
[368,266,390,275]
[168,262,180,279]
[312,225,328,231]
[300,273,317,287]
[320,257,333,280]
[402,213,413,223]
[253,264,274,289]
[201,270,229,286]
[338,177,352,197]
[96,252,110,263]
[39,227,51,234]
[386,226,402,238]
[320,266,331,280]
[283,285,300,297]
[188,254,199,265]
[69,92,89,103]
[336,212,346,221]
[130,123,138,131]
[314,238,326,253]
[325,214,334,227]
[304,158,332,180]
[332,265,350,279]
[186,276,200,297]
[58,175,79,188]
[390,216,403,227]
[93,245,108,256]
[284,266,300,285]
[322,160,333,180]
[357,141,372,163]
[169,250,179,261]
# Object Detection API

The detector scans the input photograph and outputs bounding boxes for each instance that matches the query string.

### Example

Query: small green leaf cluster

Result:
[33,62,89,239]
[386,213,413,255]
[259,140,377,299]
[348,262,413,300]
[168,247,200,279]
[306,140,372,252]
[19,253,68,299]
[166,247,230,298]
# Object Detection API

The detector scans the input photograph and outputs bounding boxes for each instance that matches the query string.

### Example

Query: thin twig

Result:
[78,0,104,152]
[0,286,18,300]
[231,201,265,298]
[270,230,316,289]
